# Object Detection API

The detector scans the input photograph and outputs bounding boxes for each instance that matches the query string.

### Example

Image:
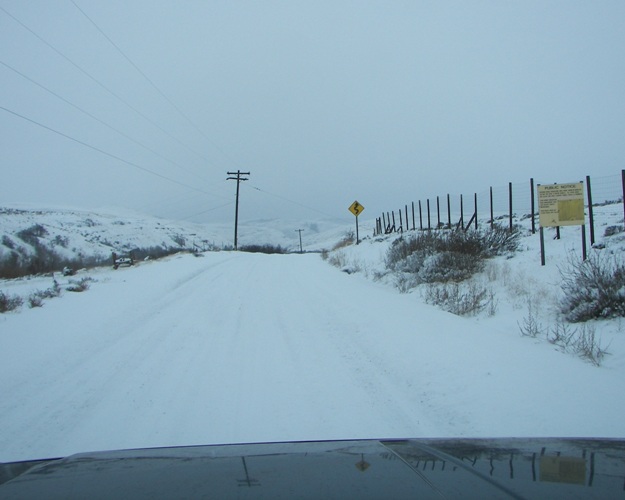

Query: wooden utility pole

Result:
[295,229,304,253]
[226,170,250,250]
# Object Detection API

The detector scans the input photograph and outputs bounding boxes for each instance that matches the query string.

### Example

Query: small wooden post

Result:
[460,194,464,229]
[508,182,513,232]
[447,194,451,229]
[436,196,441,229]
[405,205,409,232]
[530,178,536,234]
[622,170,625,224]
[474,193,478,230]
[427,199,431,230]
[489,186,494,229]
[586,175,595,246]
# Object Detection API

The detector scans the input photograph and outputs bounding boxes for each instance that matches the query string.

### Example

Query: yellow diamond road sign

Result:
[349,200,364,217]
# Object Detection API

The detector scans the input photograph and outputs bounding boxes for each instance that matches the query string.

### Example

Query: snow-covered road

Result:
[1,252,623,462]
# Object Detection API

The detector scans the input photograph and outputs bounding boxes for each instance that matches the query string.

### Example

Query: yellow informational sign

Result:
[540,456,586,485]
[537,182,585,227]
[349,200,364,217]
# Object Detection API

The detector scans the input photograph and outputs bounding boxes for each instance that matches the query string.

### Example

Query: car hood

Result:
[1,438,624,499]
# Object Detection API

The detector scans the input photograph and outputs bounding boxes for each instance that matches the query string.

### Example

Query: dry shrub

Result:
[559,252,625,322]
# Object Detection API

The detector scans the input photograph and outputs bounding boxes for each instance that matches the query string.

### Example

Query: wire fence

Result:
[375,170,625,236]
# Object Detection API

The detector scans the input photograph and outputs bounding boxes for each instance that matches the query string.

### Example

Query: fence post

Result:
[622,169,625,224]
[490,186,494,229]
[419,201,423,230]
[474,193,478,230]
[405,205,409,233]
[427,199,431,230]
[411,202,415,230]
[447,194,451,229]
[437,196,441,229]
[391,211,396,232]
[399,209,403,233]
[460,194,464,229]
[586,175,595,246]
[382,212,386,233]
[509,182,513,232]
[530,178,535,234]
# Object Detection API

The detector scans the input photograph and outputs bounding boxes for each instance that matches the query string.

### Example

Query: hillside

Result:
[0,204,351,278]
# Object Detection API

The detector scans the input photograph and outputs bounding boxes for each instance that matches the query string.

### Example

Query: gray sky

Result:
[1,1,624,224]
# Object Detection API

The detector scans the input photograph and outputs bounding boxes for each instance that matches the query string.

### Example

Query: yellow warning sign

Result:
[349,200,364,217]
[538,183,585,227]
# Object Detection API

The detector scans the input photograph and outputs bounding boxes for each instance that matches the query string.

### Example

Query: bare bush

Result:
[66,277,92,293]
[604,225,623,237]
[28,279,62,307]
[574,324,610,366]
[395,273,418,293]
[546,322,609,366]
[386,226,520,290]
[239,244,287,254]
[28,294,44,308]
[548,322,577,347]
[424,282,492,316]
[481,223,522,256]
[559,252,625,322]
[327,251,347,269]
[518,299,544,338]
[0,291,23,313]
[332,231,355,251]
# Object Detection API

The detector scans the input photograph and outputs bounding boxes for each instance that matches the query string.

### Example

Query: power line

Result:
[0,60,213,186]
[179,201,235,220]
[244,183,335,218]
[70,0,243,171]
[0,105,222,198]
[0,5,214,167]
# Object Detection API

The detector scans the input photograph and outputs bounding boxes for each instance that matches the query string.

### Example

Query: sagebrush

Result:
[559,252,625,322]
[386,225,520,288]
[0,291,23,313]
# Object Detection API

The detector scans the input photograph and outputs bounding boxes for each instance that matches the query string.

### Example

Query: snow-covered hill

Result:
[0,204,356,278]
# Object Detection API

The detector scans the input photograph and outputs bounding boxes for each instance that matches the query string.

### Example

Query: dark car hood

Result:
[1,438,624,499]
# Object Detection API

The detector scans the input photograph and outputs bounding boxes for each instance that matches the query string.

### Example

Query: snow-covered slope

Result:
[0,204,355,278]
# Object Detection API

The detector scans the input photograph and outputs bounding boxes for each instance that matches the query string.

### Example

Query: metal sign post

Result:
[348,200,364,245]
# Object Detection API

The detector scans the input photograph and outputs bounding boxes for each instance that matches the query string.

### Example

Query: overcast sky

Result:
[1,1,624,224]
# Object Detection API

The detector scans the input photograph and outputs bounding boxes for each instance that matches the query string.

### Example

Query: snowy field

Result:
[1,204,624,462]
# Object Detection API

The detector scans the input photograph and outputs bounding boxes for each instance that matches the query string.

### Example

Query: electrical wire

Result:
[70,0,243,172]
[179,201,235,220]
[0,5,215,169]
[0,60,213,186]
[244,183,336,218]
[0,105,223,198]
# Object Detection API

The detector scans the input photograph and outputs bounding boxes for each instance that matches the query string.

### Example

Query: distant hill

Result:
[0,205,356,278]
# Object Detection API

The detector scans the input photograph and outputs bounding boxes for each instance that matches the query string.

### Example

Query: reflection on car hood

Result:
[1,438,624,499]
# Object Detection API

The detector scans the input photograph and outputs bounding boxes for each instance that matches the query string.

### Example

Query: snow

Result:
[0,204,624,463]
